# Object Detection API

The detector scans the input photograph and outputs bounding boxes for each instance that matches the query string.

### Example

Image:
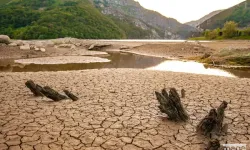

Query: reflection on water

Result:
[0,52,166,72]
[148,61,236,77]
[0,52,249,78]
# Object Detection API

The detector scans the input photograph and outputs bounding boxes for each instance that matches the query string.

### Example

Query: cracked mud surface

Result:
[0,69,250,150]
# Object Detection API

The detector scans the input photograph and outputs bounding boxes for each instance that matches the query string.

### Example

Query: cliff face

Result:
[93,0,198,39]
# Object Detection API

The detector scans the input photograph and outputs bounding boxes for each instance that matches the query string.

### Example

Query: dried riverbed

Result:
[0,69,250,150]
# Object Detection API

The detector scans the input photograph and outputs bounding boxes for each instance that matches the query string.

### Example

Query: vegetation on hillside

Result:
[0,0,126,39]
[190,21,250,40]
[199,1,250,30]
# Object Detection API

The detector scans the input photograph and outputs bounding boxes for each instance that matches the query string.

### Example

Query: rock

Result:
[120,46,130,50]
[8,43,18,47]
[194,47,199,50]
[0,35,11,44]
[34,47,40,51]
[40,48,46,52]
[15,40,23,46]
[58,44,75,49]
[88,43,111,50]
[75,43,82,47]
[20,45,30,50]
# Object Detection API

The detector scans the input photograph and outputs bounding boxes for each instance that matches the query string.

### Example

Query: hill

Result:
[0,0,125,39]
[92,0,198,39]
[198,0,250,30]
[185,10,223,28]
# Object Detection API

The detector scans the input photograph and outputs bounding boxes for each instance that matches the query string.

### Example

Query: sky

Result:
[135,0,245,23]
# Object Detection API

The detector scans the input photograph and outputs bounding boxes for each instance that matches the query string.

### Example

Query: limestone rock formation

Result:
[155,88,189,122]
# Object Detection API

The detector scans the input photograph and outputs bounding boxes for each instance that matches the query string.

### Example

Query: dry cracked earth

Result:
[0,69,250,150]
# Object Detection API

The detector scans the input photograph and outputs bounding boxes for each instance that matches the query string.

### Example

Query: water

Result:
[0,52,249,78]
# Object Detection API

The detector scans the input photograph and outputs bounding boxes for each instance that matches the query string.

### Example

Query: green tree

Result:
[222,21,238,38]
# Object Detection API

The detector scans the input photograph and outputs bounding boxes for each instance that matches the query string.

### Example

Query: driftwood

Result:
[206,139,221,150]
[155,88,189,122]
[197,101,228,136]
[25,80,44,97]
[63,90,78,101]
[40,86,67,101]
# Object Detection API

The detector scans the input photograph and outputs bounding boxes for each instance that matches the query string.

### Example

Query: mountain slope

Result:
[92,0,198,39]
[0,0,125,39]
[185,10,223,28]
[198,0,250,30]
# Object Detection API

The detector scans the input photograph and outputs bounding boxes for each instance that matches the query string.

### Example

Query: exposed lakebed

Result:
[0,52,250,78]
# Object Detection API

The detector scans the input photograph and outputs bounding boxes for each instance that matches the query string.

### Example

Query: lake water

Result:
[0,52,250,78]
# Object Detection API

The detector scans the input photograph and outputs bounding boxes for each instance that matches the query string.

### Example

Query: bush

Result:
[222,21,238,38]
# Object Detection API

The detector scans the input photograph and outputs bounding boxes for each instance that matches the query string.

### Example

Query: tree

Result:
[222,21,238,38]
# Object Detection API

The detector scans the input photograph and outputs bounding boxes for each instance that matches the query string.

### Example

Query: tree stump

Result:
[25,80,44,97]
[216,101,228,132]
[181,89,185,98]
[41,86,67,101]
[155,88,189,122]
[63,90,78,101]
[197,101,228,136]
[206,139,221,150]
[196,109,217,136]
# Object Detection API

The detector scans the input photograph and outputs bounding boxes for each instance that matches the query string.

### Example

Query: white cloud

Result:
[135,0,245,23]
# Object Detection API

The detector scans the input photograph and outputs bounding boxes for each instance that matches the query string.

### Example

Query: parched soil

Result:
[128,43,215,59]
[0,69,250,150]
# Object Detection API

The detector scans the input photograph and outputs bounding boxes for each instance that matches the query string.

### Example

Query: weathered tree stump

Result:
[197,101,228,136]
[196,109,217,136]
[25,80,44,97]
[41,86,67,101]
[155,88,189,122]
[206,139,221,150]
[181,89,185,98]
[63,90,78,101]
[216,101,228,132]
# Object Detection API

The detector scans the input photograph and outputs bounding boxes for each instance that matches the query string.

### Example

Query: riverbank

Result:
[1,38,250,67]
[0,69,249,149]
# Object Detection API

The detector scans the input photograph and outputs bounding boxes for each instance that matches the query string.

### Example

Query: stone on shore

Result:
[88,43,111,50]
[8,43,18,47]
[20,45,30,50]
[0,35,11,44]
